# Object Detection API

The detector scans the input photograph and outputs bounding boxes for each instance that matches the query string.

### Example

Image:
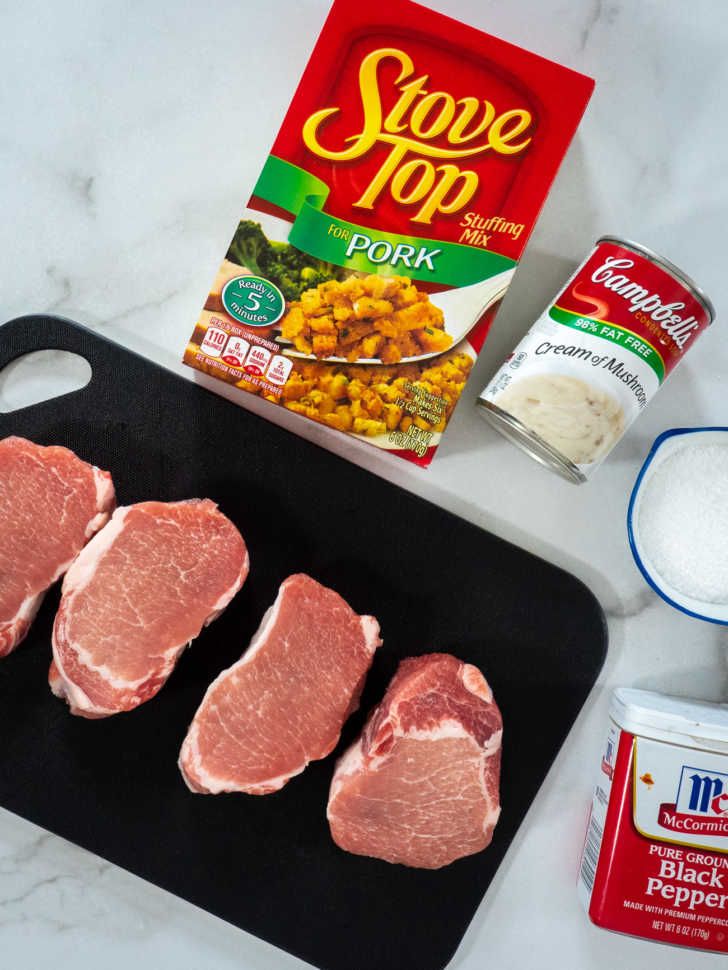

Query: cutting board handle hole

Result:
[0,350,92,414]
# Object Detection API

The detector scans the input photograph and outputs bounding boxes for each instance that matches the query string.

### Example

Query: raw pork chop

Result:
[50,499,249,717]
[179,574,381,795]
[327,653,502,869]
[0,436,115,658]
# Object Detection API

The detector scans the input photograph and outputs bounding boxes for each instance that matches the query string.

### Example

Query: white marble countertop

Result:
[2,1,727,967]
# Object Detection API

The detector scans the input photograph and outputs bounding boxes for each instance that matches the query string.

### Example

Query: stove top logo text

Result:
[658,766,728,838]
[303,47,533,225]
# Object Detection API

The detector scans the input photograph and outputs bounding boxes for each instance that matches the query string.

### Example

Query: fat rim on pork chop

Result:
[50,498,249,717]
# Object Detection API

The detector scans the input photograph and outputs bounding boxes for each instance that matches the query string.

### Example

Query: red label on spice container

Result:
[579,691,728,953]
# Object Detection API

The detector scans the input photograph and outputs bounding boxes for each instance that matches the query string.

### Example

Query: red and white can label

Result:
[579,727,728,952]
[552,242,711,378]
[479,239,712,475]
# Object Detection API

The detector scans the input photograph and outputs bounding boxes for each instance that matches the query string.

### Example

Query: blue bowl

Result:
[627,427,728,625]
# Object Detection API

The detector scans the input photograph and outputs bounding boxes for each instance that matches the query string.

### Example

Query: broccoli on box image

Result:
[226,221,345,302]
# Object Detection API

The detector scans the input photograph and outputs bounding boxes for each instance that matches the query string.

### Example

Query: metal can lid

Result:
[596,235,716,324]
[475,399,586,484]
[610,687,728,754]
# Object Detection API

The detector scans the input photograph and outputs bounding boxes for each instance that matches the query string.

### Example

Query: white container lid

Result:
[610,688,728,754]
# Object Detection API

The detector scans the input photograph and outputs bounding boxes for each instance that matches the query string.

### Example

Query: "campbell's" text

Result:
[591,256,700,348]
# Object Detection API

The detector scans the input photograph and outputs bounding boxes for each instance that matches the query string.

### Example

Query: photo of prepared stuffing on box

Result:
[279,274,453,363]
[265,349,474,438]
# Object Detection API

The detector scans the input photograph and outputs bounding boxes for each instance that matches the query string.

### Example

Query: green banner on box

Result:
[549,305,665,382]
[253,155,516,288]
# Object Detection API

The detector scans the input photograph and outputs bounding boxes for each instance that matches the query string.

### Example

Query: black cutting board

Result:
[0,315,607,970]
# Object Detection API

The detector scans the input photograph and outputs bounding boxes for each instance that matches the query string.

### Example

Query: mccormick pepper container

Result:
[477,237,715,483]
[578,688,728,953]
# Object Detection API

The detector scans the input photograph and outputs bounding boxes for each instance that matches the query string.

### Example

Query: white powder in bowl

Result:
[637,442,728,604]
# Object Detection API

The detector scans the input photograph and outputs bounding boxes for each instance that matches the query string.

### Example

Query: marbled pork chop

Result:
[179,574,381,794]
[50,499,249,717]
[0,436,115,657]
[327,653,502,869]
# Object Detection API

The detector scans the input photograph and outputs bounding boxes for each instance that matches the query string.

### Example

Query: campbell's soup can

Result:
[578,689,728,953]
[476,237,715,483]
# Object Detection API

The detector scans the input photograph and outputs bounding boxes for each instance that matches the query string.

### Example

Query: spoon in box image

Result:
[274,267,515,366]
